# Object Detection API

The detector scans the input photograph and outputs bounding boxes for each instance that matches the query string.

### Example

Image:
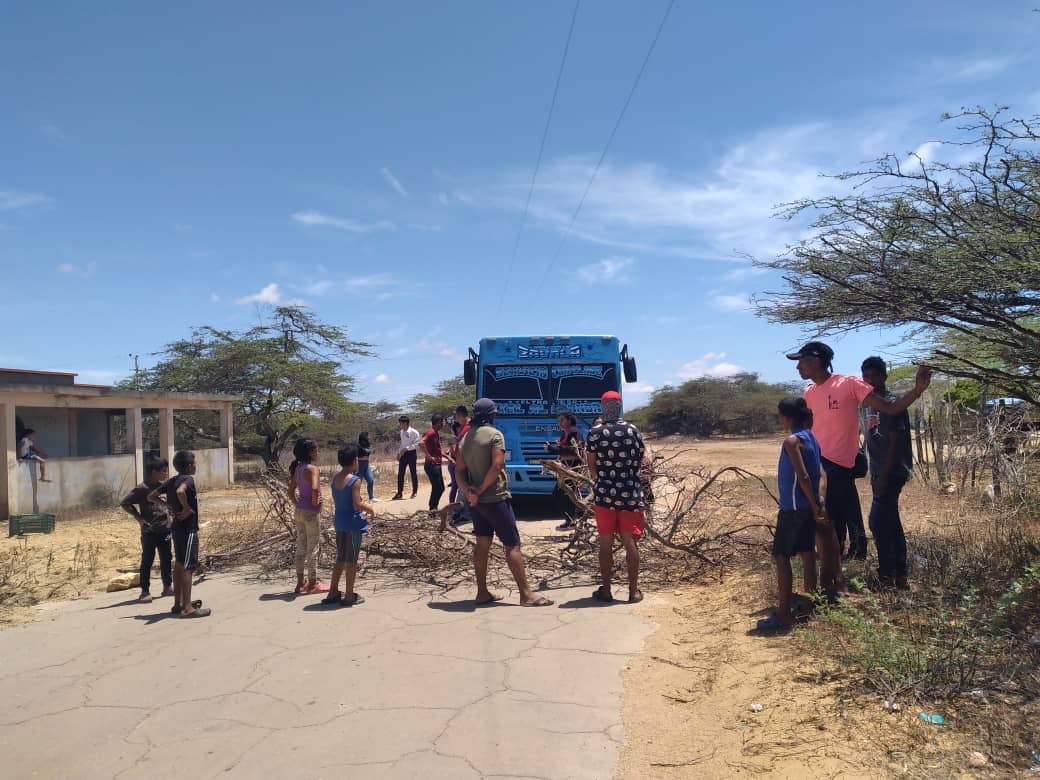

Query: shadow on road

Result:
[426,599,516,613]
[122,611,179,625]
[258,592,296,602]
[557,596,621,609]
[95,597,146,610]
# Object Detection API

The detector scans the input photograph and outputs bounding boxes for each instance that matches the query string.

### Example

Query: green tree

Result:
[755,108,1040,406]
[640,373,800,436]
[407,376,474,421]
[131,306,372,467]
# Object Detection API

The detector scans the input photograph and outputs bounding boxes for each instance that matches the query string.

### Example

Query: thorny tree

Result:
[133,306,372,466]
[756,107,1040,406]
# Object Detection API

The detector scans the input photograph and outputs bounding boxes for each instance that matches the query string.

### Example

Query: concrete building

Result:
[1,368,238,518]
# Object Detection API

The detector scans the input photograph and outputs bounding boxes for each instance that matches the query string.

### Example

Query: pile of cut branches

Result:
[205,452,778,590]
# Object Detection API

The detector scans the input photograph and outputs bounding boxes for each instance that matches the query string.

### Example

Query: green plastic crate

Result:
[8,513,56,537]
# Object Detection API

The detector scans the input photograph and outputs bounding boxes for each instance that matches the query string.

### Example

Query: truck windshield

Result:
[552,363,618,416]
[481,362,619,417]
[481,364,551,417]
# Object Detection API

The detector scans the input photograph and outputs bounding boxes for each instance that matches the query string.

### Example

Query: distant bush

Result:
[636,373,802,437]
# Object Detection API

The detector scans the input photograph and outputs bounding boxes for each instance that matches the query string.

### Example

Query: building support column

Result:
[67,410,78,458]
[0,403,17,518]
[126,407,143,483]
[158,408,175,468]
[220,403,235,485]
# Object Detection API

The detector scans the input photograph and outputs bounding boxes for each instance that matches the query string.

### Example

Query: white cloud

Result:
[374,373,390,384]
[41,124,66,142]
[455,112,948,262]
[75,369,122,385]
[291,210,396,233]
[577,255,634,284]
[380,167,408,197]
[721,265,768,282]
[209,292,220,303]
[677,352,745,380]
[436,192,450,206]
[710,292,752,313]
[298,274,397,297]
[235,282,305,306]
[623,381,656,408]
[0,191,51,210]
[942,56,1016,83]
[56,261,97,278]
[899,140,942,171]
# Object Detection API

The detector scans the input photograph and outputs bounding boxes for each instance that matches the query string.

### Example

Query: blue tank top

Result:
[777,428,821,511]
[331,474,368,532]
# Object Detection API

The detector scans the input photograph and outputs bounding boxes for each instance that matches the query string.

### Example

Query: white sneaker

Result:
[371,497,381,502]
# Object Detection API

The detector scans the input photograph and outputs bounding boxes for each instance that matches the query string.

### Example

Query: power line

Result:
[535,0,675,295]
[495,0,581,321]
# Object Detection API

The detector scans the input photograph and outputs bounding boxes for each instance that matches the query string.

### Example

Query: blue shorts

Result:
[20,453,41,461]
[471,500,522,547]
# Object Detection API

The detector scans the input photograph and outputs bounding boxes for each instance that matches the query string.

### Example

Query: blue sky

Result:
[2,2,1038,407]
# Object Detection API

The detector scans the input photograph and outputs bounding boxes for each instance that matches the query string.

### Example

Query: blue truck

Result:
[462,335,638,495]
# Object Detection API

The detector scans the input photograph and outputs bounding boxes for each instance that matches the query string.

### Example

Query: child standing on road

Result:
[151,450,211,618]
[121,457,174,603]
[758,397,825,630]
[322,444,375,606]
[288,438,327,595]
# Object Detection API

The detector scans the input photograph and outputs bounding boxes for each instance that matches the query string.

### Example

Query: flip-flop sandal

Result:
[170,600,202,615]
[180,607,212,618]
[345,593,365,606]
[593,586,614,602]
[628,590,644,603]
[522,596,554,607]
[320,591,343,605]
[475,594,504,605]
[755,611,792,631]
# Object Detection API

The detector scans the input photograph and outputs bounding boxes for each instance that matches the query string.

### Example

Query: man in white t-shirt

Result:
[392,415,421,500]
[787,342,930,567]
[18,428,51,482]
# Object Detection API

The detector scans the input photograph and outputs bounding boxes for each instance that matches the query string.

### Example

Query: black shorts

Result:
[773,508,815,557]
[336,530,364,564]
[471,500,522,547]
[172,528,200,570]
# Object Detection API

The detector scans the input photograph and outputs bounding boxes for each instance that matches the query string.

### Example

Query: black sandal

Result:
[593,586,614,602]
[320,590,343,605]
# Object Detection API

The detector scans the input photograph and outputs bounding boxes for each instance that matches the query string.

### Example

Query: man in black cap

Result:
[787,342,930,581]
[455,398,553,607]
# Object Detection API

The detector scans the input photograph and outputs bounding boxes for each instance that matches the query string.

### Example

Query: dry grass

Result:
[793,479,1040,775]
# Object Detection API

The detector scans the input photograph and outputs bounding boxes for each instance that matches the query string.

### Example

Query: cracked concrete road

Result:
[0,570,655,779]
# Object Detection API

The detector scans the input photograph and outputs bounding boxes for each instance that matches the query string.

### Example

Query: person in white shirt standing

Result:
[392,415,421,500]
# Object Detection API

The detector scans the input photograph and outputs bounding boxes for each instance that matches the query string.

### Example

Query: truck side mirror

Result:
[463,359,476,386]
[623,356,637,383]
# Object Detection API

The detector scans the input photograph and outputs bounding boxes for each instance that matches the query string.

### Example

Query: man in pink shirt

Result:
[787,342,931,566]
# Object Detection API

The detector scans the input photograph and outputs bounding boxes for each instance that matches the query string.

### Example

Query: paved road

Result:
[0,509,654,779]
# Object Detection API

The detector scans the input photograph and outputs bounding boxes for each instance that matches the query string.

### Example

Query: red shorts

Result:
[593,505,644,537]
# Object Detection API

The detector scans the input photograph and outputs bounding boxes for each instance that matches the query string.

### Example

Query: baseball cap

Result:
[472,398,497,417]
[785,341,834,362]
[601,390,622,402]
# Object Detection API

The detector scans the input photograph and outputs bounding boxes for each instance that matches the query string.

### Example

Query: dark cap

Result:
[785,341,834,362]
[472,398,497,417]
